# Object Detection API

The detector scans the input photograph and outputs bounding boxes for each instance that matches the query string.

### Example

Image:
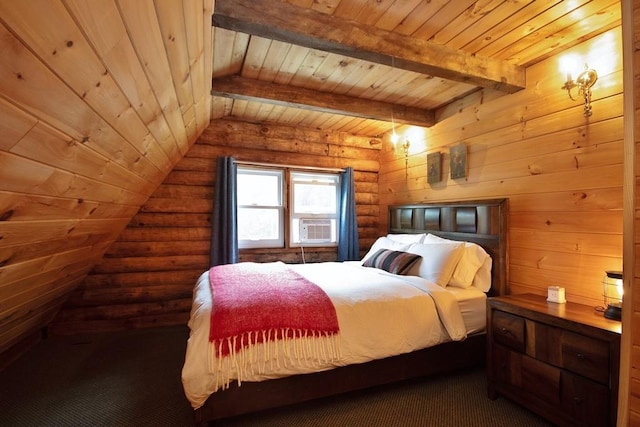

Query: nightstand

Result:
[487,294,621,427]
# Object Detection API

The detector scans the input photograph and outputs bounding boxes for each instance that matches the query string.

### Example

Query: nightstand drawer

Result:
[561,371,609,427]
[492,310,525,352]
[561,330,609,384]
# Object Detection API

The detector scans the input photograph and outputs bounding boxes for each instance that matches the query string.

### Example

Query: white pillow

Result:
[405,242,465,287]
[361,237,411,263]
[386,233,426,244]
[423,234,491,290]
[472,257,492,292]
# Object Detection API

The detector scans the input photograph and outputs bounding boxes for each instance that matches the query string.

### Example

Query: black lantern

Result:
[602,271,623,321]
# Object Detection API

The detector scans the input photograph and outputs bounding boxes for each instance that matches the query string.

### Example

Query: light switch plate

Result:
[547,286,566,304]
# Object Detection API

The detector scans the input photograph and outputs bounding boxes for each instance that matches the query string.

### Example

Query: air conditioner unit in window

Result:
[299,218,332,243]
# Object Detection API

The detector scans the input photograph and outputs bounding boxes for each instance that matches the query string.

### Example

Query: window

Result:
[237,167,284,249]
[290,172,339,246]
[236,166,340,249]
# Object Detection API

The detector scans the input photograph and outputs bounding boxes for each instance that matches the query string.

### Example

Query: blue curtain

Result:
[210,156,238,266]
[338,167,360,261]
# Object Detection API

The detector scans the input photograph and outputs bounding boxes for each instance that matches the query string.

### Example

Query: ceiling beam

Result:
[213,0,526,94]
[211,75,436,127]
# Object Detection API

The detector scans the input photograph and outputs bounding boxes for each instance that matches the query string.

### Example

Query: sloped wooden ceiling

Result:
[0,0,213,361]
[0,0,622,362]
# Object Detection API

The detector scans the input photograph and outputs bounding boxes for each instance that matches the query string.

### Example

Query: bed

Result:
[182,198,508,425]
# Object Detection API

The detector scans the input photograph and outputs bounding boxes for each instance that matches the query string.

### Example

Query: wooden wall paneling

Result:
[626,0,639,422]
[377,27,624,307]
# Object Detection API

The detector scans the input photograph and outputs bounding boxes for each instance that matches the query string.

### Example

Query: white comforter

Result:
[181,261,468,409]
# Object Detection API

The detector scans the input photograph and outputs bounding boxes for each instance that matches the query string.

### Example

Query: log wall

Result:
[50,118,380,334]
[378,28,624,308]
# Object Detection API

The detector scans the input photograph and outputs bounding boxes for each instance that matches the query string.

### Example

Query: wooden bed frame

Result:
[193,198,508,426]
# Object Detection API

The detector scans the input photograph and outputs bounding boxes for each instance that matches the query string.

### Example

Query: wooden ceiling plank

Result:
[411,0,478,41]
[371,0,422,31]
[258,40,294,82]
[332,0,369,18]
[458,0,565,55]
[11,122,152,193]
[212,75,435,127]
[116,0,189,156]
[301,52,356,91]
[0,152,149,206]
[64,0,182,165]
[0,0,171,175]
[354,0,395,26]
[212,27,243,77]
[273,44,312,86]
[154,0,196,116]
[308,0,341,15]
[492,1,620,63]
[476,0,593,59]
[0,190,138,222]
[242,35,273,79]
[505,2,622,67]
[437,0,536,49]
[197,0,215,136]
[213,0,526,93]
[315,55,366,94]
[288,49,330,88]
[0,97,37,151]
[390,0,448,36]
[320,58,382,96]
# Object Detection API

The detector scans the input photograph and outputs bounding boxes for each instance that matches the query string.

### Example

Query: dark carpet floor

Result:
[0,326,553,426]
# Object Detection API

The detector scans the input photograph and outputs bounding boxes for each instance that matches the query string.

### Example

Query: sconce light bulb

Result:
[391,131,399,144]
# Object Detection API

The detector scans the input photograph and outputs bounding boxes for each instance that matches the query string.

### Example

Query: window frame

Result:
[235,165,341,250]
[236,166,285,249]
[289,171,340,247]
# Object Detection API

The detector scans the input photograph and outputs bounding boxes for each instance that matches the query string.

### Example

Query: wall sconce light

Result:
[602,270,623,321]
[561,63,598,117]
[402,138,410,177]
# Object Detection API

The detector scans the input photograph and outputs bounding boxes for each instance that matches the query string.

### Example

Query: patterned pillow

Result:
[362,249,422,275]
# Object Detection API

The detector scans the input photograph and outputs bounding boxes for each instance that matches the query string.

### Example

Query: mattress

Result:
[446,286,487,335]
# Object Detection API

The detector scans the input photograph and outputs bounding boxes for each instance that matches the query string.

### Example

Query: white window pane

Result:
[237,172,281,206]
[238,208,280,240]
[293,183,337,214]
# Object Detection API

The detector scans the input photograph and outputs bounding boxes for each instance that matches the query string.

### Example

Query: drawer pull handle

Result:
[576,353,585,359]
[500,327,513,337]
[574,397,583,405]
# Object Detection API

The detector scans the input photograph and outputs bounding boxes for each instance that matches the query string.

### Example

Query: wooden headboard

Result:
[388,198,508,296]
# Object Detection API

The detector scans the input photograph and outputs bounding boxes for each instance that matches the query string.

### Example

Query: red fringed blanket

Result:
[208,262,340,360]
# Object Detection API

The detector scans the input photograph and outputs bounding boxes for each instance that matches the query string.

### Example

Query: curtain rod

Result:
[234,160,345,173]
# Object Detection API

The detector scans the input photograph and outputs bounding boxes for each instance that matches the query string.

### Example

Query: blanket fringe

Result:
[208,329,341,391]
